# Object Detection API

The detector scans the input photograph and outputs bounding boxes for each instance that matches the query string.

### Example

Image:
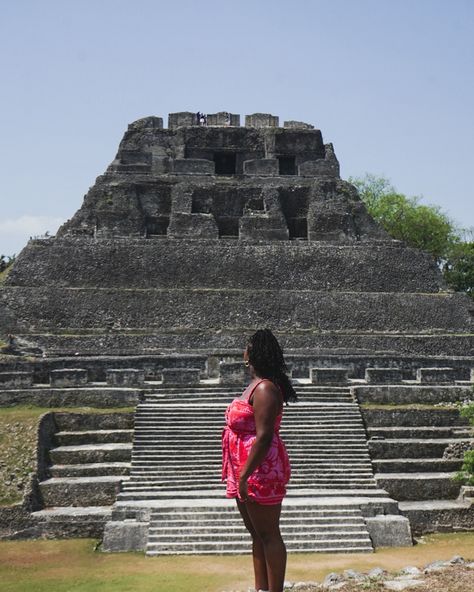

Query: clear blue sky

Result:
[1,0,473,256]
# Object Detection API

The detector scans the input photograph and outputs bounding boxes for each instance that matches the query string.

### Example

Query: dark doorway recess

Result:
[217,216,239,237]
[287,218,308,240]
[278,156,296,175]
[214,152,236,175]
[145,216,169,235]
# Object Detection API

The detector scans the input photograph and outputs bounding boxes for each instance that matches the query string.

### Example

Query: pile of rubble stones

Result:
[223,556,474,592]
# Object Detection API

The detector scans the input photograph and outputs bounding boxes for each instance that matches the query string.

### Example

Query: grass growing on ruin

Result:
[361,403,459,410]
[0,265,12,284]
[0,406,134,506]
[0,533,473,592]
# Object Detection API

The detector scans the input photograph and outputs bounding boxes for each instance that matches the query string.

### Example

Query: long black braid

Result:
[247,328,297,404]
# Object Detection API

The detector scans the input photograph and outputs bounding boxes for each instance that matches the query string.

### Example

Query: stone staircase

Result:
[32,412,132,537]
[359,392,474,534]
[103,384,400,554]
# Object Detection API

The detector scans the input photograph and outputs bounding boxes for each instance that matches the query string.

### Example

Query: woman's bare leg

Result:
[236,500,269,591]
[245,502,286,592]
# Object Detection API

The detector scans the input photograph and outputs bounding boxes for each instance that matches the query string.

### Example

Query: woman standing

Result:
[222,329,297,592]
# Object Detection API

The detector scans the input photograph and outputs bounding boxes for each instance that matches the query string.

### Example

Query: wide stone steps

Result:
[50,443,132,464]
[368,426,471,439]
[372,458,463,473]
[101,386,390,554]
[129,467,374,476]
[55,430,134,445]
[129,459,372,467]
[116,488,389,501]
[368,438,474,459]
[134,432,367,440]
[40,475,128,506]
[375,472,461,501]
[51,462,131,478]
[122,477,379,489]
[147,396,354,404]
[144,504,373,555]
[39,426,133,508]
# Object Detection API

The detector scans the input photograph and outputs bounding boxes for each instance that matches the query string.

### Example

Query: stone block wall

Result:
[245,113,279,127]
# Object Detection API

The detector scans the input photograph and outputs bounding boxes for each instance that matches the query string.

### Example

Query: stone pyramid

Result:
[1,111,472,361]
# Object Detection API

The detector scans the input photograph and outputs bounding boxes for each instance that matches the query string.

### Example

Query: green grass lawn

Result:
[0,533,473,592]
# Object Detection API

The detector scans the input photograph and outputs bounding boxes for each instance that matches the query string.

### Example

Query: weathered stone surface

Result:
[365,515,412,547]
[0,371,33,387]
[0,387,140,407]
[245,113,279,127]
[311,368,349,384]
[365,368,403,384]
[417,367,458,384]
[220,361,248,385]
[172,158,215,174]
[361,407,468,428]
[400,500,474,535]
[4,288,471,335]
[106,369,145,387]
[168,111,197,128]
[375,473,461,500]
[39,476,124,506]
[101,520,148,551]
[243,158,278,176]
[206,112,240,127]
[5,238,447,292]
[284,120,314,129]
[299,145,340,179]
[167,213,219,239]
[355,385,473,405]
[50,369,88,387]
[162,367,201,385]
[443,440,474,459]
[383,580,424,590]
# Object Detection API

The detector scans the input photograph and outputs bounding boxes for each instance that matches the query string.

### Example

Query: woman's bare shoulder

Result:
[251,380,282,408]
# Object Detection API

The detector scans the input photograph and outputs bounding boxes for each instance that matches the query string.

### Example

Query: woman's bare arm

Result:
[238,382,281,500]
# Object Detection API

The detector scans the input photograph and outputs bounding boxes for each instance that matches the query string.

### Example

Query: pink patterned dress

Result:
[221,378,291,505]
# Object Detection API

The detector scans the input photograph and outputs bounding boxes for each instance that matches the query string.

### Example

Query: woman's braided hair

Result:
[247,328,297,404]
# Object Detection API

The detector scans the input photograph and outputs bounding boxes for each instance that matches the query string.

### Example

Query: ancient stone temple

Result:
[0,111,473,553]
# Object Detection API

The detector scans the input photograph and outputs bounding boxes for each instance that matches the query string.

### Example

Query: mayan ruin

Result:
[0,111,473,555]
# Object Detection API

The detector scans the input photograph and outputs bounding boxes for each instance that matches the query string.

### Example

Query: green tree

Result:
[349,174,474,299]
[443,242,474,298]
[349,173,457,262]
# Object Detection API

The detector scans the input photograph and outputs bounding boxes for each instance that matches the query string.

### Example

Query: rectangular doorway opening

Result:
[214,152,236,175]
[278,156,296,175]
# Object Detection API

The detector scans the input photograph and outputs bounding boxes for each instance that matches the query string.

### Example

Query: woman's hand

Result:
[238,477,249,502]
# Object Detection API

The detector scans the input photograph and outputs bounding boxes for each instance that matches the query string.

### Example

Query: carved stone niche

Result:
[245,113,279,128]
[243,159,278,176]
[167,212,219,239]
[239,188,289,241]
